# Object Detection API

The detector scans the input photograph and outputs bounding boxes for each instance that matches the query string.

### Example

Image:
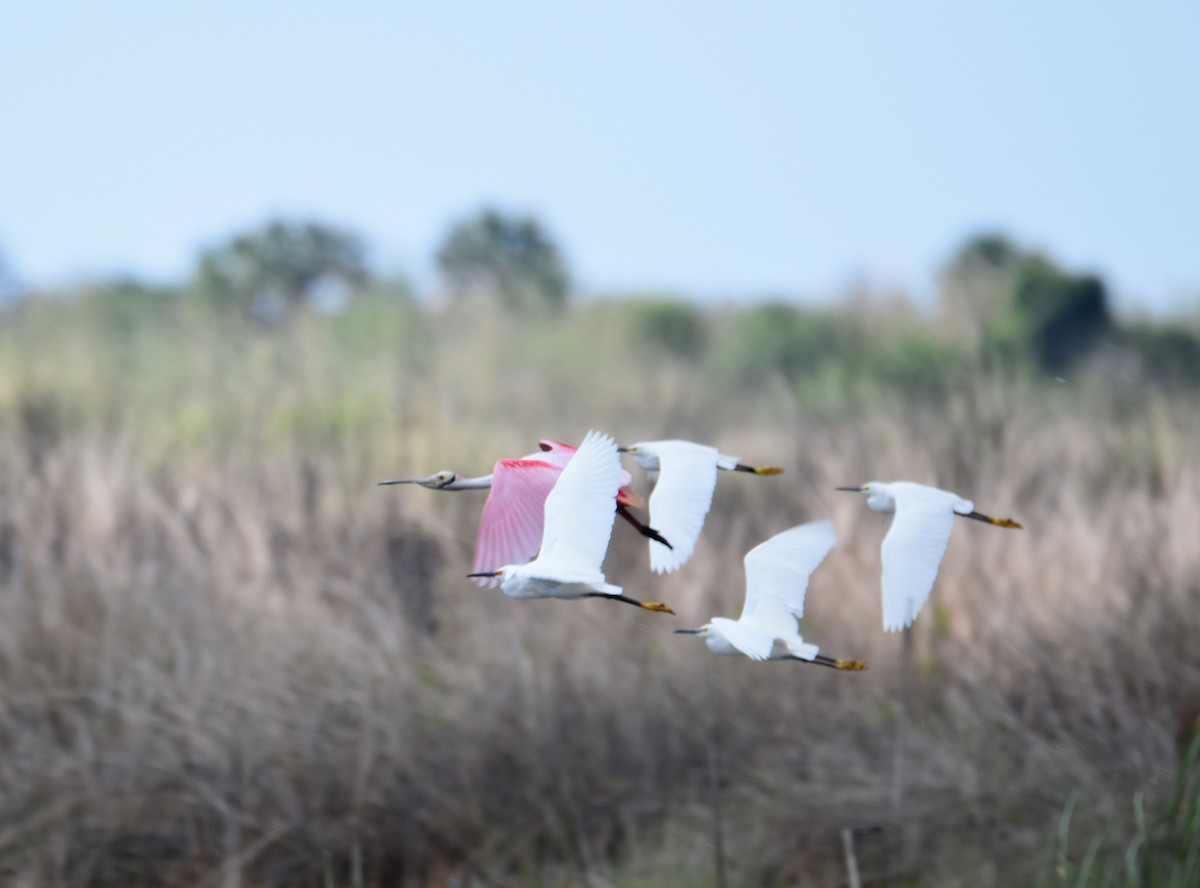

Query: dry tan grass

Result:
[0,308,1197,886]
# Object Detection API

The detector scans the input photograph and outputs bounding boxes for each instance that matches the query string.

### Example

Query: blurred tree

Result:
[0,245,22,307]
[436,208,570,312]
[938,233,1023,349]
[193,219,370,324]
[1007,257,1111,373]
[941,233,1112,373]
[1119,323,1200,386]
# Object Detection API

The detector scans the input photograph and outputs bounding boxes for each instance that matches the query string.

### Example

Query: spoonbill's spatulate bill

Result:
[467,431,675,614]
[836,480,1022,631]
[379,439,668,587]
[620,439,783,575]
[674,520,865,669]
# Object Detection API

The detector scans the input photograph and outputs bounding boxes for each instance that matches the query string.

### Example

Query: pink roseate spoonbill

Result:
[618,439,784,574]
[674,520,865,669]
[467,431,674,614]
[835,481,1022,631]
[379,441,670,588]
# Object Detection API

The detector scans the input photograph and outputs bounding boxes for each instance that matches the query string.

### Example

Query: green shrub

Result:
[1044,735,1200,887]
[1120,325,1200,386]
[623,297,709,360]
[725,302,864,383]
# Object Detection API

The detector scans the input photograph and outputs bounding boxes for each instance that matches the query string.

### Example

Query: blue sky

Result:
[2,2,1197,312]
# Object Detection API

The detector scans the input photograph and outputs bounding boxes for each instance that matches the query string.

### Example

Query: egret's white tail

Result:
[785,639,820,661]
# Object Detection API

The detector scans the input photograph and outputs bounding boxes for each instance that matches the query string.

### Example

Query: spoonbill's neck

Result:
[443,473,493,491]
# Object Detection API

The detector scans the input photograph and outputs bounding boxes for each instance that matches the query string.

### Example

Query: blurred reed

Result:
[0,300,1196,885]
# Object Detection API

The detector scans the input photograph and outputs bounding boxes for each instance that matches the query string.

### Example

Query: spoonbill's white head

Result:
[379,471,458,489]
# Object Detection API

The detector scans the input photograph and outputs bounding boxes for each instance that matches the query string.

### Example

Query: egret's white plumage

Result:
[837,480,1022,632]
[621,439,783,574]
[468,431,674,614]
[675,521,866,669]
[627,440,719,574]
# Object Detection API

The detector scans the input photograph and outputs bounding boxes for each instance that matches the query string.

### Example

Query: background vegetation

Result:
[0,212,1197,886]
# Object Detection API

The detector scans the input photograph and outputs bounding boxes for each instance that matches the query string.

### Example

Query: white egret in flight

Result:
[619,439,783,574]
[380,439,670,587]
[467,430,675,614]
[674,520,865,669]
[836,480,1022,631]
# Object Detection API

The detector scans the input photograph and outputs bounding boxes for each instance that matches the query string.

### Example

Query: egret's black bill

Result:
[673,628,703,634]
[466,571,499,578]
[834,485,864,492]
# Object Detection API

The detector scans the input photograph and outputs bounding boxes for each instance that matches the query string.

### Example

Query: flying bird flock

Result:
[382,430,1023,668]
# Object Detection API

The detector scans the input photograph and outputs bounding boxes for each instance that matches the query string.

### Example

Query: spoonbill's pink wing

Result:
[471,459,562,587]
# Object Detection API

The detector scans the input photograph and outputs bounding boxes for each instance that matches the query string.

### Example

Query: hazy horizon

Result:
[2,2,1198,313]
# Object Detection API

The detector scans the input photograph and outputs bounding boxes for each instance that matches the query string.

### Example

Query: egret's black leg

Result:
[962,510,1022,529]
[732,463,784,475]
[616,504,673,549]
[583,592,675,615]
[786,654,868,671]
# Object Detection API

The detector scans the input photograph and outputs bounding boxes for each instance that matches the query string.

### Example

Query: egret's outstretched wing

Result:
[740,521,836,634]
[881,489,956,631]
[711,617,774,661]
[471,459,562,586]
[539,431,621,572]
[539,438,636,493]
[643,440,720,574]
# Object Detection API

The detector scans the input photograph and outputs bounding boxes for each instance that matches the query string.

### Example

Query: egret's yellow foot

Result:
[735,463,784,475]
[809,654,866,670]
[967,510,1023,529]
[640,602,676,615]
[990,516,1023,529]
